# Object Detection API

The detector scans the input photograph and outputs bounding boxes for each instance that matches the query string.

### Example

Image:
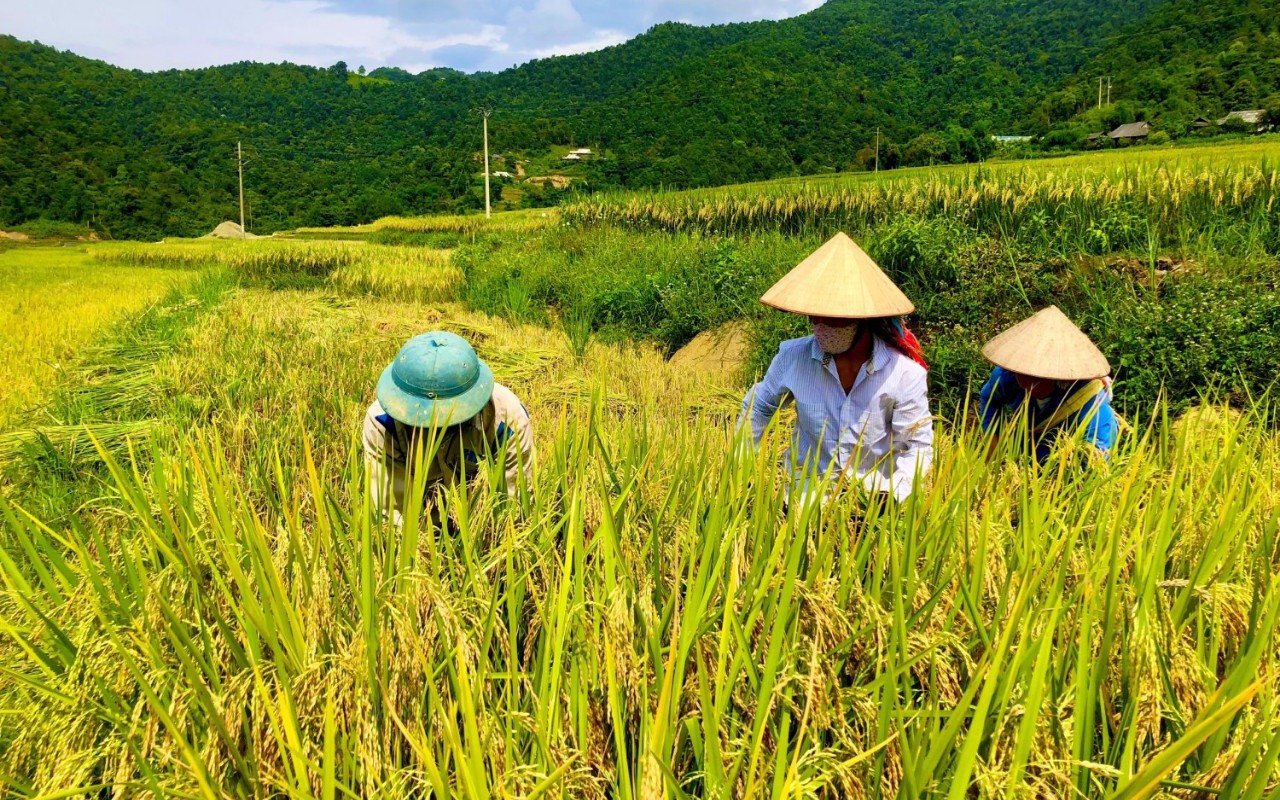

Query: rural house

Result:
[1216,110,1268,132]
[1108,121,1151,141]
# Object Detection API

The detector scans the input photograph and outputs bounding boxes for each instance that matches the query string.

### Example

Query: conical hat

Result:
[760,232,915,318]
[981,306,1111,380]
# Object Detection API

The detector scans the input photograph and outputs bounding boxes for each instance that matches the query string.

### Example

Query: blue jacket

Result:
[978,366,1117,462]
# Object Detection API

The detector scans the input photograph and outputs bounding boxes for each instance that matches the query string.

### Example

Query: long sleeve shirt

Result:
[363,382,534,523]
[978,366,1117,462]
[739,335,934,502]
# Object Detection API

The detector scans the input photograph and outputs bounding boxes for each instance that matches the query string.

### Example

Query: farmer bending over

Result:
[740,232,934,504]
[978,306,1117,463]
[364,331,534,525]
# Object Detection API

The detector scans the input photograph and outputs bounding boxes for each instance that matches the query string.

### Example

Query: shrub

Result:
[13,219,91,239]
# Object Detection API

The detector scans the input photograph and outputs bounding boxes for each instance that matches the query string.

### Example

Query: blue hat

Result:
[376,332,495,427]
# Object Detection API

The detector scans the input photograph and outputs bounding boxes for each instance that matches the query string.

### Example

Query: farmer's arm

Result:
[491,386,536,496]
[1070,394,1118,460]
[978,366,1017,431]
[363,405,407,525]
[739,347,792,445]
[870,367,933,501]
[501,410,535,496]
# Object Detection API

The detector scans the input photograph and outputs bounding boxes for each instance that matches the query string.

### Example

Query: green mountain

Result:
[1,0,1261,239]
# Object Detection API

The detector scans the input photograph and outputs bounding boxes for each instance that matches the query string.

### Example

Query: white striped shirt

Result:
[740,335,933,501]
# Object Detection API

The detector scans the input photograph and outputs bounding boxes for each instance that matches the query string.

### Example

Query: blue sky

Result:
[0,0,825,73]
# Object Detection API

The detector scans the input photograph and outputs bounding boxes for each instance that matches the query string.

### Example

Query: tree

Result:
[904,133,950,167]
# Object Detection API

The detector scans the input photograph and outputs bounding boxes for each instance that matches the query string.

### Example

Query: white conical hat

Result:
[982,306,1111,380]
[760,232,915,318]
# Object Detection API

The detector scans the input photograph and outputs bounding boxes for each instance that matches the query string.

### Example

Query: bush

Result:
[1148,131,1171,145]
[13,219,91,239]
[1104,267,1280,409]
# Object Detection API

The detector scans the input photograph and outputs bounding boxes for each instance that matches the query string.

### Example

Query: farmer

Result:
[740,232,934,503]
[363,331,534,525]
[978,305,1117,462]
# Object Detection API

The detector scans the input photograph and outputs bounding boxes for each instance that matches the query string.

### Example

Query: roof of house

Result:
[1108,121,1151,139]
[561,153,582,160]
[570,148,593,154]
[1217,109,1266,125]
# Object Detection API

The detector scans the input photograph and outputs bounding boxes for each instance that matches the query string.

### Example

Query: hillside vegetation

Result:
[5,0,1278,238]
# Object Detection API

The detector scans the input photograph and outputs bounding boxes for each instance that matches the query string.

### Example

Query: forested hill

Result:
[1035,0,1280,137]
[1,0,1269,238]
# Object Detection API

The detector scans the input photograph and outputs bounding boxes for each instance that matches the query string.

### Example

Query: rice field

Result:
[92,240,462,302]
[2,141,1280,798]
[0,246,190,428]
[292,208,558,238]
[563,142,1280,251]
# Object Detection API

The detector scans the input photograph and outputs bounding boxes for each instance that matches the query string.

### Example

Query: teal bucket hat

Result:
[376,332,495,428]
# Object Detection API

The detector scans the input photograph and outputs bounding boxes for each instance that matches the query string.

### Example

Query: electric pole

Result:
[1106,76,1112,106]
[1098,76,1103,110]
[875,127,880,173]
[480,109,492,219]
[237,141,246,234]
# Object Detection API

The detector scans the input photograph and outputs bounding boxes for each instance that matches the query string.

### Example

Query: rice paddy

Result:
[0,246,191,427]
[1,140,1279,798]
[563,151,1280,251]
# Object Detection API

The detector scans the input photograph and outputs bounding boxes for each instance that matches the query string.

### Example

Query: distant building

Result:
[1087,132,1106,144]
[491,171,514,179]
[1192,117,1213,129]
[570,147,593,156]
[561,153,582,161]
[1216,110,1268,132]
[1108,121,1151,141]
[990,135,1033,144]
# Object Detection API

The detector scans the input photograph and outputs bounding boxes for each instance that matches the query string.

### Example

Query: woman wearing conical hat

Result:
[740,232,934,502]
[978,306,1117,462]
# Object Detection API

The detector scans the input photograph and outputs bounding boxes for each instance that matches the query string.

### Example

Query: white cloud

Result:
[525,31,628,59]
[0,0,829,72]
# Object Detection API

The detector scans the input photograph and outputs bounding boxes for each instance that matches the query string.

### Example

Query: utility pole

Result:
[237,141,246,234]
[1098,76,1103,110]
[875,127,880,173]
[1106,75,1112,106]
[481,109,492,219]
